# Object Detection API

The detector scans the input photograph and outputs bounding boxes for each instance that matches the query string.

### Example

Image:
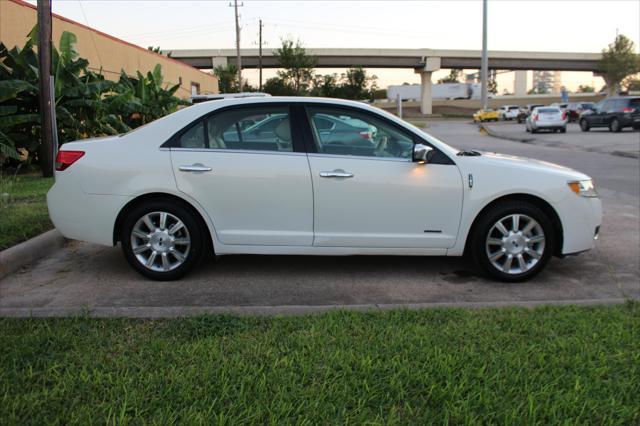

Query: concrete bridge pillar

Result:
[211,56,227,69]
[415,57,441,115]
[514,70,527,97]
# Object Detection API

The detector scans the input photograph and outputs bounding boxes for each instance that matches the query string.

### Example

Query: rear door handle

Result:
[179,164,212,172]
[319,170,354,178]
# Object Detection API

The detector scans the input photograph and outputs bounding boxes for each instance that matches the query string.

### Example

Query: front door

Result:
[170,105,313,246]
[304,105,464,249]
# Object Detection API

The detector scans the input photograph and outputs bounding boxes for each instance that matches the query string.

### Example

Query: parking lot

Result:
[1,121,638,317]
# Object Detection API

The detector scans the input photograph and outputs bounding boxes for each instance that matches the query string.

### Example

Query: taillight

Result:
[622,107,635,113]
[533,114,539,121]
[55,150,85,171]
[562,111,567,120]
[359,131,372,139]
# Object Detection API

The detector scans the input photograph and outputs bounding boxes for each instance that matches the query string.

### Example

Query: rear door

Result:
[169,104,314,246]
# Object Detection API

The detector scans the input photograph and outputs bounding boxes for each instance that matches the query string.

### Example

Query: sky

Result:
[33,0,640,91]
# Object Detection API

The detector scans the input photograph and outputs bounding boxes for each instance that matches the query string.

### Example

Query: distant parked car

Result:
[473,109,500,122]
[525,106,567,133]
[551,103,569,111]
[579,97,640,132]
[498,105,520,120]
[566,102,596,122]
[517,104,545,123]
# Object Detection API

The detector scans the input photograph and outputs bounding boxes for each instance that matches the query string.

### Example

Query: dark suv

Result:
[579,97,640,132]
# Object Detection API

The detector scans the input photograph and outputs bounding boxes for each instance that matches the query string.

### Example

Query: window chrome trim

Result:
[169,147,306,157]
[306,153,411,163]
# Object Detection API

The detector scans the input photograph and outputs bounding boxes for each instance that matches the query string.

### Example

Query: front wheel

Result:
[470,201,555,282]
[121,201,206,280]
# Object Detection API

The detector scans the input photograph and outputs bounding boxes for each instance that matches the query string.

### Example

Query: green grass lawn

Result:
[0,175,54,250]
[1,304,638,424]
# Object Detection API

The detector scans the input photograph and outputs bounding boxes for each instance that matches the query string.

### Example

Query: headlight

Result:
[568,180,598,198]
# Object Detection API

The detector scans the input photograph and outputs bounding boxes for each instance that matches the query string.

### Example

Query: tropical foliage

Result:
[0,27,186,164]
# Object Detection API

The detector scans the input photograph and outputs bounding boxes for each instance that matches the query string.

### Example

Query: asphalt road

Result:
[1,121,638,317]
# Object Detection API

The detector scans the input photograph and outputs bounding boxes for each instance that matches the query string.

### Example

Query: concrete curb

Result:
[478,123,535,143]
[0,230,66,281]
[0,297,632,318]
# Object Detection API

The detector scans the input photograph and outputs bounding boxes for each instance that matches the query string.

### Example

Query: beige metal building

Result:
[0,0,218,98]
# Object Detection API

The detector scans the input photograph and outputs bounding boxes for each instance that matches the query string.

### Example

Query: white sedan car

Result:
[48,97,602,282]
[526,106,567,133]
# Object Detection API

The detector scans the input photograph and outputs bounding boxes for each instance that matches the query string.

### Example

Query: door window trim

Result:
[299,103,455,165]
[161,102,306,153]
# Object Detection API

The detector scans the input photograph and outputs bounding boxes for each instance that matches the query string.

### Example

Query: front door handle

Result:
[179,164,212,172]
[319,170,354,178]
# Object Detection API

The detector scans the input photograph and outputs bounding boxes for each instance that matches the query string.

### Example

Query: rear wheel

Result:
[470,201,555,282]
[560,127,566,133]
[580,119,590,132]
[609,118,621,133]
[121,201,206,280]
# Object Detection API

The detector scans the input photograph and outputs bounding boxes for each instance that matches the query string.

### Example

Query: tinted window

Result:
[179,121,206,148]
[313,116,335,131]
[206,107,293,152]
[627,98,640,108]
[307,107,413,159]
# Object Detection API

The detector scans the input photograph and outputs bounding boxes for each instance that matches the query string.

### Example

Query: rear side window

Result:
[179,121,206,148]
[628,98,640,108]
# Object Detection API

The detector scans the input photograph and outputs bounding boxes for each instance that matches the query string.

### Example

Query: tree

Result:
[599,34,640,97]
[624,75,640,92]
[577,85,595,93]
[437,69,462,84]
[488,75,498,94]
[310,73,339,97]
[273,38,315,95]
[213,64,239,93]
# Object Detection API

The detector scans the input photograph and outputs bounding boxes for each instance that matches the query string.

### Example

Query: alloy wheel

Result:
[130,211,191,272]
[485,214,546,275]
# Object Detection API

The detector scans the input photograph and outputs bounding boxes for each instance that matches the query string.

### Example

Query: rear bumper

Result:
[533,120,566,129]
[47,172,131,246]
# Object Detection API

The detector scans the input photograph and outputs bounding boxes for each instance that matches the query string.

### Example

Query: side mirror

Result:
[413,143,433,164]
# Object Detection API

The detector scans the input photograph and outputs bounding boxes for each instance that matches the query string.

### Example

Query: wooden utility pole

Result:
[37,0,54,177]
[258,19,263,91]
[230,0,243,90]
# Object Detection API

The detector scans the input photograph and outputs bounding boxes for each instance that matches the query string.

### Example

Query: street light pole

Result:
[258,19,263,91]
[480,0,489,111]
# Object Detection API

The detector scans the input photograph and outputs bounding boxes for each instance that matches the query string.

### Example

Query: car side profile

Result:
[579,96,640,132]
[48,97,602,282]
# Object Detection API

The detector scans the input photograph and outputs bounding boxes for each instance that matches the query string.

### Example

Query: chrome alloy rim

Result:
[485,214,545,275]
[130,211,191,272]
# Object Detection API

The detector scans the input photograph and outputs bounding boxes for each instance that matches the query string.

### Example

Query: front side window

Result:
[206,106,293,152]
[307,107,413,159]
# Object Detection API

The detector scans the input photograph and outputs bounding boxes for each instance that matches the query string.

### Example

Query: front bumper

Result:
[554,194,602,255]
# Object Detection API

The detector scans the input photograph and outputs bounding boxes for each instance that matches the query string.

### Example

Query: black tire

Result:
[470,201,555,282]
[560,127,566,133]
[531,128,537,134]
[120,200,207,281]
[609,118,621,133]
[580,119,590,132]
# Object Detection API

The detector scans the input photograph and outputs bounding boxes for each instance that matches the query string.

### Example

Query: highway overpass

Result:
[167,48,603,114]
